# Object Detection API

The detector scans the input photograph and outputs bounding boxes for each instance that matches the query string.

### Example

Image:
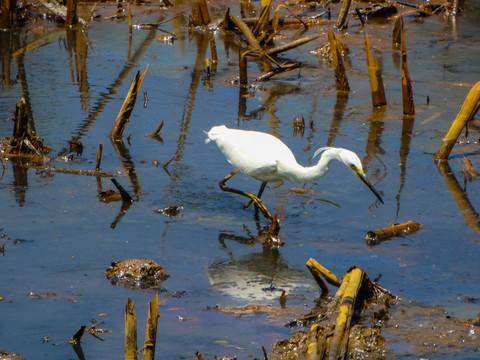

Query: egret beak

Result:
[354,169,384,204]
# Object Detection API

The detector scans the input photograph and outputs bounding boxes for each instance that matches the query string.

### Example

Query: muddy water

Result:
[1,1,480,359]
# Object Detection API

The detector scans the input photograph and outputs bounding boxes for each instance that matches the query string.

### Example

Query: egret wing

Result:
[208,126,298,180]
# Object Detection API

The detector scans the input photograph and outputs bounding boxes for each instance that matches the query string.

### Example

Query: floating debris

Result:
[98,189,122,203]
[293,114,305,136]
[365,220,423,245]
[0,351,27,360]
[155,205,183,217]
[356,4,398,18]
[105,259,169,290]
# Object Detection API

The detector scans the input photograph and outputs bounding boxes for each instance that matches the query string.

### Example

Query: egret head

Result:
[337,149,384,204]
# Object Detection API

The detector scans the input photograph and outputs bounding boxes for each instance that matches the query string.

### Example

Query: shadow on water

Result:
[1,1,480,359]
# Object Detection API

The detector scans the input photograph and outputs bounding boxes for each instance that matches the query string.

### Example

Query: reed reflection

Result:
[396,114,415,218]
[436,160,480,235]
[326,91,349,147]
[59,24,159,156]
[66,29,90,113]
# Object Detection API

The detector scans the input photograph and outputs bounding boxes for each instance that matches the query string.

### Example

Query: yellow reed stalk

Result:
[110,66,148,139]
[143,293,159,360]
[306,258,342,287]
[328,267,364,360]
[434,81,480,160]
[364,33,386,107]
[125,297,137,360]
[401,20,415,115]
[329,29,349,91]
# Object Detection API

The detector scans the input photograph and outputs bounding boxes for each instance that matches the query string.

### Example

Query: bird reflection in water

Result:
[207,229,314,303]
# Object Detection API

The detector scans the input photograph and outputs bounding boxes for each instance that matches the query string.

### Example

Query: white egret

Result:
[205,125,383,219]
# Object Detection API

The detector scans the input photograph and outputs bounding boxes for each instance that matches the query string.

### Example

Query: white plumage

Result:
[206,125,383,218]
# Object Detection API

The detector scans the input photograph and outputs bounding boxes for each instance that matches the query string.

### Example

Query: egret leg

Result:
[219,171,273,219]
[244,181,267,210]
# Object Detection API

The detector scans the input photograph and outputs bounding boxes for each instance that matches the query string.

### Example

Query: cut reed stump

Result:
[12,98,29,141]
[239,51,249,86]
[364,34,386,107]
[5,98,48,159]
[229,15,262,51]
[65,0,77,26]
[335,0,352,30]
[125,298,138,360]
[328,29,349,91]
[191,0,211,26]
[143,293,159,360]
[0,0,16,29]
[400,17,414,115]
[95,142,103,171]
[434,81,480,161]
[124,294,160,360]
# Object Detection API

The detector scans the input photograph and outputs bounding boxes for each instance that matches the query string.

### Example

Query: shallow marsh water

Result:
[1,1,480,359]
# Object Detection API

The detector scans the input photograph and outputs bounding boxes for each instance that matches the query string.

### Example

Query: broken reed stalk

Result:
[229,16,262,51]
[147,120,164,138]
[252,0,272,36]
[208,30,218,65]
[306,263,329,296]
[306,266,354,360]
[142,293,159,360]
[364,34,387,107]
[95,142,103,171]
[328,29,350,91]
[265,34,319,56]
[400,18,415,115]
[256,62,302,82]
[272,4,283,33]
[392,16,403,46]
[110,66,148,139]
[241,16,334,28]
[328,267,364,360]
[306,258,342,288]
[365,220,423,245]
[239,51,248,86]
[306,324,319,360]
[12,98,28,140]
[65,0,77,26]
[125,297,138,360]
[23,164,116,177]
[335,0,352,30]
[434,81,480,161]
